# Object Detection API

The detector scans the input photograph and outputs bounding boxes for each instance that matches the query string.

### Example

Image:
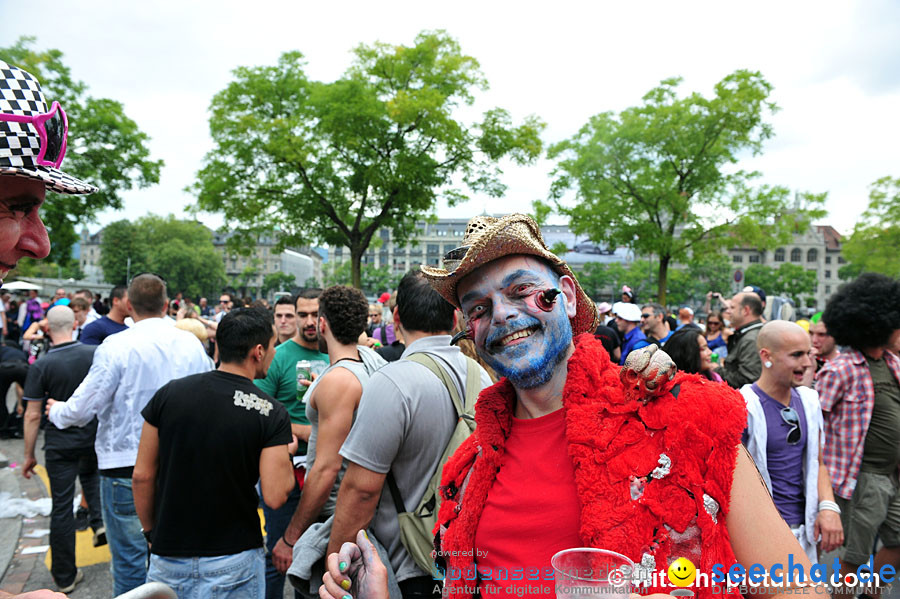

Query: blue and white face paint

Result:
[458,255,577,389]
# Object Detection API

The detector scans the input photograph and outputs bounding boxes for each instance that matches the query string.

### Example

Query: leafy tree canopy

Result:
[192,30,544,288]
[744,263,817,306]
[840,176,900,279]
[262,271,297,298]
[0,37,163,265]
[99,215,225,298]
[324,262,399,297]
[543,70,826,303]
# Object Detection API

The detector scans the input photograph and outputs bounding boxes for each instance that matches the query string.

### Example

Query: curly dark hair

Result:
[319,285,369,345]
[822,272,900,350]
[663,328,704,375]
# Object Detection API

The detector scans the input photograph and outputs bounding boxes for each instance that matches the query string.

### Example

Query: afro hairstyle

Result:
[822,272,900,350]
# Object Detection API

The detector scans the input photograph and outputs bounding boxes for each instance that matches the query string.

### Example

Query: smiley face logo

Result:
[667,557,696,587]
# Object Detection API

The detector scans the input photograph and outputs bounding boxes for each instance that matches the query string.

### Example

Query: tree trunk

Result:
[350,246,363,290]
[657,254,671,305]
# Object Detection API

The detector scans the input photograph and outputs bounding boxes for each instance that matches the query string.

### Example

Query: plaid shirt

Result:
[817,349,900,499]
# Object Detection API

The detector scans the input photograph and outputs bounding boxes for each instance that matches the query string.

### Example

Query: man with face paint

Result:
[419,214,815,599]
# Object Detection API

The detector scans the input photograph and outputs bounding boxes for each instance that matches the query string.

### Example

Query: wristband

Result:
[282,535,295,548]
[818,500,841,514]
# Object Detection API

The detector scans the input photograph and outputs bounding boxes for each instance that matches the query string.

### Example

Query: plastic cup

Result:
[551,548,634,599]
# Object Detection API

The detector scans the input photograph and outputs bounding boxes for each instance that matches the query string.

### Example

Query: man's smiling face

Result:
[457,255,577,389]
[0,176,51,282]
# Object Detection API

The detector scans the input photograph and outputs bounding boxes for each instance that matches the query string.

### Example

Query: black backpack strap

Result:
[386,471,406,513]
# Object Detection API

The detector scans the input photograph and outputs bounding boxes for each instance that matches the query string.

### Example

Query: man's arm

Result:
[273,370,362,572]
[21,400,41,479]
[327,462,387,556]
[727,446,817,595]
[814,446,843,552]
[133,421,160,535]
[47,346,118,428]
[259,444,295,511]
[292,423,311,443]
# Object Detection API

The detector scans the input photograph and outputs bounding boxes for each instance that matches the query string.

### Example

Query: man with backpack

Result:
[327,271,492,599]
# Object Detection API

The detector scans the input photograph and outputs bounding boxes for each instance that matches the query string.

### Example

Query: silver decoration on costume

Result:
[633,553,656,587]
[650,453,672,479]
[630,476,646,500]
[665,520,703,562]
[703,493,719,523]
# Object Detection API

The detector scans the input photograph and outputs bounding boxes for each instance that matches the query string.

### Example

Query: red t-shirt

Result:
[473,408,582,599]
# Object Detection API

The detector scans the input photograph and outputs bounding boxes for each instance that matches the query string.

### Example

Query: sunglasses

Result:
[0,101,68,168]
[780,407,802,445]
[640,314,652,319]
[707,321,721,325]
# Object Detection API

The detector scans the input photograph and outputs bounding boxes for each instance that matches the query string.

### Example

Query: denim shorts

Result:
[148,547,265,599]
[836,470,900,565]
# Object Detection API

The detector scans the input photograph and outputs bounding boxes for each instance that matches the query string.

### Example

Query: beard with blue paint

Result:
[458,255,576,390]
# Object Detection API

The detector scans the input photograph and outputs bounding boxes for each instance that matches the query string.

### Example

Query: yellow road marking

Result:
[30,466,268,570]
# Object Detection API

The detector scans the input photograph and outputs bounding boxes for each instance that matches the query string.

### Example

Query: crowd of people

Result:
[2,58,900,599]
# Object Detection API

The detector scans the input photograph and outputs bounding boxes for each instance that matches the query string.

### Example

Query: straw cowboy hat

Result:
[420,213,598,335]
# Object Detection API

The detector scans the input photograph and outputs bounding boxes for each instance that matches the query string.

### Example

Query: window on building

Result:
[825,256,831,264]
[838,256,846,264]
[427,244,440,254]
[444,244,456,254]
[825,270,831,279]
[732,255,743,263]
[749,255,760,263]
[774,248,785,262]
[826,285,832,294]
[790,248,802,262]
[806,249,818,263]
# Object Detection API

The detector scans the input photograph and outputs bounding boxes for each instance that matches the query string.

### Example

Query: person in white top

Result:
[741,320,843,565]
[47,273,212,595]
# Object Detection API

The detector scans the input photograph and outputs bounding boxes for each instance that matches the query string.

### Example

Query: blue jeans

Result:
[148,547,265,599]
[262,481,302,599]
[100,476,147,595]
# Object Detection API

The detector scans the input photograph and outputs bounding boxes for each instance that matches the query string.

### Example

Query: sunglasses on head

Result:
[0,101,68,168]
[780,407,802,445]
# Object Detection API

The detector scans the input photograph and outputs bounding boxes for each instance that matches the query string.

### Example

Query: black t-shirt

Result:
[593,325,621,357]
[22,341,98,451]
[142,370,292,557]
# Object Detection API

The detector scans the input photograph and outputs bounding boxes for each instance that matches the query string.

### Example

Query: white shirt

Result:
[48,317,213,469]
[84,307,100,326]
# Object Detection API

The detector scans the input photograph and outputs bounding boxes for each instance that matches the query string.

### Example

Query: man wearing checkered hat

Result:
[0,60,97,286]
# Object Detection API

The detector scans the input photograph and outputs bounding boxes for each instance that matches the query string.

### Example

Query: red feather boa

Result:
[435,334,747,599]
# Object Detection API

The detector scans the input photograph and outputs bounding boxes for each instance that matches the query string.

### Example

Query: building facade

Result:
[727,225,845,311]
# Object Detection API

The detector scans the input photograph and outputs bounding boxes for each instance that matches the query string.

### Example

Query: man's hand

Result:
[44,398,57,417]
[320,530,388,599]
[21,455,37,479]
[814,510,843,553]
[288,434,299,458]
[273,536,294,574]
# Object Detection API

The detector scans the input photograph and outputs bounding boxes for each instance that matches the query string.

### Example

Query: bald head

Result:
[757,320,809,353]
[47,305,75,335]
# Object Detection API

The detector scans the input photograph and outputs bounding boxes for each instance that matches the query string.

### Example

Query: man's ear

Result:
[392,305,402,330]
[559,275,578,319]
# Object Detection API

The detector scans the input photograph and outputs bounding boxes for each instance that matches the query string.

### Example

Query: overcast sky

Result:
[2,0,898,238]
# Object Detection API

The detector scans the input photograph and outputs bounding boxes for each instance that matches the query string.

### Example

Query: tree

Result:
[744,263,817,305]
[840,176,900,278]
[575,260,656,303]
[544,70,826,304]
[324,261,398,296]
[262,272,297,298]
[0,37,163,265]
[665,254,733,307]
[99,215,226,298]
[192,31,544,288]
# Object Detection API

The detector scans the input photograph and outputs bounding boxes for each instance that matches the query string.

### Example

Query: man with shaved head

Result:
[741,320,843,564]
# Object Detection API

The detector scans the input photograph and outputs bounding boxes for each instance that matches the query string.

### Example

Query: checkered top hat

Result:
[0,60,97,194]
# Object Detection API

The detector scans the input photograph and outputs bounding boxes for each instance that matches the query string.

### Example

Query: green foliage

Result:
[324,261,398,296]
[548,70,826,303]
[262,271,297,298]
[192,31,544,288]
[99,215,225,298]
[841,176,900,278]
[8,257,85,281]
[0,37,163,265]
[576,260,656,303]
[665,254,734,307]
[744,263,817,305]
